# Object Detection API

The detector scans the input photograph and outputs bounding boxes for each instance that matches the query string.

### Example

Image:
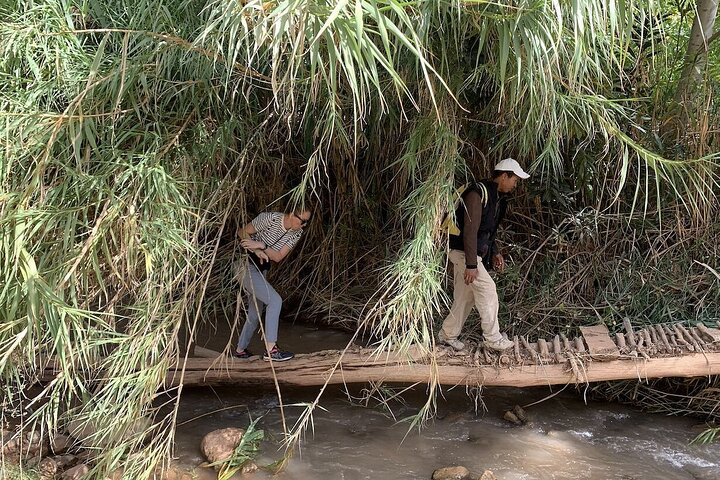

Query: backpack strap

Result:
[440,181,489,236]
[473,181,489,207]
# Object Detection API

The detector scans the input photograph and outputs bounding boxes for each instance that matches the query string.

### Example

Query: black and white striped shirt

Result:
[250,212,303,252]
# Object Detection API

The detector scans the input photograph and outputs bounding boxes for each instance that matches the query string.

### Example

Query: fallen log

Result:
[162,349,720,388]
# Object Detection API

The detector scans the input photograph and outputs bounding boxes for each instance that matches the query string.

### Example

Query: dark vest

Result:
[448,180,507,269]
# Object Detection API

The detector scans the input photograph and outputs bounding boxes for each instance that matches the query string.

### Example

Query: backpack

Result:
[440,182,489,236]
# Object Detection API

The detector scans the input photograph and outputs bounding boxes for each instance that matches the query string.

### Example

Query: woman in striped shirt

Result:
[232,209,311,362]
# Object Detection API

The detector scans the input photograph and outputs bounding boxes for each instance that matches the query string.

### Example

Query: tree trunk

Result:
[159,349,720,388]
[675,0,718,105]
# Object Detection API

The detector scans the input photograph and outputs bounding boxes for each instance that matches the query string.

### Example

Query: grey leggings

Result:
[236,262,282,350]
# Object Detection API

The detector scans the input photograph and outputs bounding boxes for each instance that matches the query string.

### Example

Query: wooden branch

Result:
[156,349,720,388]
[37,323,720,390]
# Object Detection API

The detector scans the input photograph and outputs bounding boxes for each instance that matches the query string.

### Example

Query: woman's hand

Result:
[254,249,269,263]
[240,239,265,251]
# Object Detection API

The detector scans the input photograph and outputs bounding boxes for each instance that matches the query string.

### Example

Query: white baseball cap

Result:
[494,158,530,179]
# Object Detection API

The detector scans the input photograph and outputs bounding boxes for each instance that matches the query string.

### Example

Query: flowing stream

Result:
[173,324,720,480]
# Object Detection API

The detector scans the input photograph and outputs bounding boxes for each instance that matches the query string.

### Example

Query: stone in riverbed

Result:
[431,466,497,480]
[432,466,471,480]
[38,457,59,479]
[53,454,79,470]
[686,465,720,480]
[503,410,522,425]
[512,405,528,423]
[51,433,72,454]
[1,432,18,456]
[503,404,528,425]
[240,461,258,474]
[61,464,89,480]
[162,465,196,480]
[4,430,46,457]
[200,427,246,465]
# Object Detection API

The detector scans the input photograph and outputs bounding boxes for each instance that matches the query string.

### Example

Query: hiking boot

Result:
[263,346,295,362]
[483,337,514,351]
[231,349,253,359]
[438,332,465,351]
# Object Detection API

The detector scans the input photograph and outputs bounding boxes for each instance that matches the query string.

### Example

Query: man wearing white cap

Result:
[439,158,530,352]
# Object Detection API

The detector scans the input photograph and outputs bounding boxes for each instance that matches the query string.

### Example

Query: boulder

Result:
[161,465,195,480]
[51,433,72,454]
[24,430,45,455]
[479,471,497,480]
[67,419,96,443]
[1,429,14,446]
[432,466,471,480]
[200,427,245,465]
[4,430,46,457]
[512,405,528,423]
[53,454,79,470]
[503,410,522,425]
[503,404,529,426]
[38,457,59,479]
[61,463,89,480]
[103,467,124,480]
[241,462,258,475]
[2,435,19,456]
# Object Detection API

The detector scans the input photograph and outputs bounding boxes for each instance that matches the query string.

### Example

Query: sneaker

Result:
[483,337,514,351]
[438,333,465,351]
[231,349,253,359]
[263,346,295,362]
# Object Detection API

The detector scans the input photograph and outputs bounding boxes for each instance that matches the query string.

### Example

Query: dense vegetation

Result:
[1,0,718,476]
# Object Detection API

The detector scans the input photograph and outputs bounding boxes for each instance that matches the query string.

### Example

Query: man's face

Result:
[497,173,520,193]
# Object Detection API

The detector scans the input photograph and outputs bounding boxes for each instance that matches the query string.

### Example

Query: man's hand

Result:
[464,268,479,285]
[492,253,505,273]
[240,238,265,251]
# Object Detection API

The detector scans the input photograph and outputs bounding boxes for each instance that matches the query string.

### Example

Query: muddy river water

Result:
[173,324,720,480]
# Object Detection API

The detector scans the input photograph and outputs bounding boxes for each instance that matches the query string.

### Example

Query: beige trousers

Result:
[440,249,502,342]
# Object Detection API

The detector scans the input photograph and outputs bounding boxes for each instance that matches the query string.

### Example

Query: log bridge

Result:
[165,321,720,388]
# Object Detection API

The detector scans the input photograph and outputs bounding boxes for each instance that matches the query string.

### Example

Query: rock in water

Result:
[241,462,258,475]
[503,410,522,425]
[162,465,195,480]
[432,465,471,480]
[479,470,497,480]
[503,405,529,425]
[200,427,246,465]
[512,405,528,423]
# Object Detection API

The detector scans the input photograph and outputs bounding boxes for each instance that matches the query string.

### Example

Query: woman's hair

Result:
[287,204,313,220]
